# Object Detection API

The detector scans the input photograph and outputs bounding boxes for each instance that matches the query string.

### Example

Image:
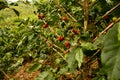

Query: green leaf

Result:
[101,22,120,80]
[58,67,68,74]
[17,36,26,48]
[81,41,96,50]
[17,58,24,64]
[45,73,54,80]
[10,58,24,68]
[29,64,42,73]
[75,48,83,68]
[67,48,76,69]
[36,70,50,80]
[92,76,106,80]
[118,23,120,41]
[67,48,83,72]
[40,0,50,3]
[55,58,61,65]
[93,35,106,48]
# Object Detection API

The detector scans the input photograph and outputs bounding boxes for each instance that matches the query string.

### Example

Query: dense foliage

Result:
[0,0,120,80]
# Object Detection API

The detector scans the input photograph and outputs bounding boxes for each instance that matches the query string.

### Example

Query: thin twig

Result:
[93,17,120,42]
[52,48,66,60]
[0,69,10,79]
[51,42,65,52]
[39,31,66,60]
[42,16,65,53]
[89,0,97,7]
[78,0,83,7]
[85,48,101,64]
[53,0,77,22]
[62,7,77,22]
[94,2,120,25]
[84,0,89,32]
[53,0,69,18]
[102,2,120,18]
[40,35,65,53]
[43,20,59,37]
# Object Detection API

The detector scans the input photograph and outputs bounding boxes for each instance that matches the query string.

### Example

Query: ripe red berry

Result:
[64,41,70,49]
[42,23,48,28]
[72,29,79,34]
[38,13,44,19]
[61,16,67,21]
[103,15,109,19]
[57,36,64,41]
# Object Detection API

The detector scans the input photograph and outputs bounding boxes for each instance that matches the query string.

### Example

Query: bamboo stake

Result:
[93,18,120,42]
[102,2,120,19]
[94,2,120,25]
[84,0,89,32]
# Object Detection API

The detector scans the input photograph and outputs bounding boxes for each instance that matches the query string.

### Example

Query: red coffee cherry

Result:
[42,23,48,28]
[61,16,67,21]
[64,41,70,49]
[72,29,79,34]
[103,15,109,19]
[57,36,64,41]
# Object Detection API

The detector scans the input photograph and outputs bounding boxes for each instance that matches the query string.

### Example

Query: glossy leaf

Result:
[36,70,50,80]
[67,48,76,70]
[29,64,42,73]
[81,41,97,50]
[67,48,83,71]
[75,48,83,68]
[101,22,120,80]
[118,23,120,41]
[10,58,24,68]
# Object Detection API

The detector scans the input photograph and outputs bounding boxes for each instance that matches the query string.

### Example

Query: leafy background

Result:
[0,0,120,80]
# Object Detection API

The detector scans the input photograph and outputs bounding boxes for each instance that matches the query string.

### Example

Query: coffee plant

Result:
[0,0,120,80]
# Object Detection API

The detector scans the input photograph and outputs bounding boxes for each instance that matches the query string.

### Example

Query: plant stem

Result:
[52,48,66,61]
[94,2,120,25]
[93,17,120,42]
[0,69,10,79]
[85,48,101,63]
[40,34,65,53]
[84,0,89,32]
[53,0,68,18]
[89,0,97,7]
[62,7,77,22]
[102,2,120,18]
[53,0,77,22]
[43,20,59,37]
[78,0,83,7]
[41,33,65,60]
